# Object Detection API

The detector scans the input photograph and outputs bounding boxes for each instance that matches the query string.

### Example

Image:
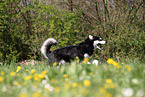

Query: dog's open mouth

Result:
[96,44,103,50]
[93,40,106,50]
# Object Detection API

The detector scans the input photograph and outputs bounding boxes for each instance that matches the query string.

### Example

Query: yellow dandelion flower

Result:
[53,62,57,66]
[10,72,16,76]
[125,65,131,71]
[25,75,32,81]
[0,76,4,83]
[82,58,89,64]
[105,93,113,97]
[32,92,43,97]
[42,70,47,75]
[39,74,45,79]
[63,74,68,78]
[26,70,29,72]
[112,61,119,66]
[99,88,107,94]
[72,82,77,87]
[104,83,115,89]
[107,58,114,64]
[116,64,121,69]
[1,72,5,76]
[19,93,28,97]
[54,87,60,92]
[52,78,56,83]
[89,72,94,76]
[34,74,40,81]
[31,69,36,74]
[83,80,91,87]
[16,66,22,72]
[106,79,112,84]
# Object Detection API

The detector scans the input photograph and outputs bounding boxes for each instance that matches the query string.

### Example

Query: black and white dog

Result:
[41,35,106,64]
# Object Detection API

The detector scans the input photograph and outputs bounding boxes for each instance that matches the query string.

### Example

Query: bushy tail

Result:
[41,38,58,59]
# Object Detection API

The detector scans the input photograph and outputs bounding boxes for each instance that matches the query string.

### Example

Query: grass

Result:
[0,58,144,97]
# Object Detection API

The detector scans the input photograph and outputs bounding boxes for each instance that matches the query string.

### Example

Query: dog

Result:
[41,35,106,65]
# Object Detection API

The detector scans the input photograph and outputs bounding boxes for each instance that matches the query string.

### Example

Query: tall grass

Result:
[0,59,144,97]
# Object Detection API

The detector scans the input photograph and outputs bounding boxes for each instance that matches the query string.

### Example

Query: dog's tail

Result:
[41,38,58,59]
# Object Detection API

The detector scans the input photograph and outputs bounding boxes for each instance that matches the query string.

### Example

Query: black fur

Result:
[41,36,105,64]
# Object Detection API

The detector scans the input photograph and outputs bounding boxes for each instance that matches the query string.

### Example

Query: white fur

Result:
[89,35,93,40]
[84,53,90,58]
[93,40,106,49]
[41,38,58,59]
[92,60,98,65]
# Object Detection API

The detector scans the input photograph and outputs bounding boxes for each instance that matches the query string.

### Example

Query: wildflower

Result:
[16,66,22,72]
[72,82,77,87]
[116,64,121,69]
[132,78,139,84]
[13,81,19,86]
[45,83,54,92]
[112,61,119,66]
[82,58,89,64]
[26,70,29,72]
[125,65,131,71]
[106,79,112,84]
[53,62,57,66]
[51,78,56,83]
[105,93,113,97]
[34,74,40,81]
[32,92,43,97]
[99,88,107,94]
[107,58,114,64]
[10,72,16,76]
[54,87,60,92]
[104,83,115,88]
[89,72,94,76]
[0,76,4,83]
[136,89,144,97]
[42,70,47,75]
[1,71,5,76]
[42,80,47,84]
[63,74,68,78]
[2,86,7,92]
[25,75,32,81]
[83,80,91,87]
[122,88,134,97]
[19,93,28,97]
[31,69,36,74]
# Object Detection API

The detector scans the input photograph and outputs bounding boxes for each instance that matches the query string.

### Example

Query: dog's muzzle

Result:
[94,40,106,50]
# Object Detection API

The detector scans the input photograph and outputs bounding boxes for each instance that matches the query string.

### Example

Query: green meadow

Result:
[0,59,144,97]
[1,0,144,97]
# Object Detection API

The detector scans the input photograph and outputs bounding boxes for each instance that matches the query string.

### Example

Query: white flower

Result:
[132,78,139,84]
[42,80,47,84]
[122,88,134,97]
[45,83,54,92]
[136,89,144,97]
[2,86,7,92]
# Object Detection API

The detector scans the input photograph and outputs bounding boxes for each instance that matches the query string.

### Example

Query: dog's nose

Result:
[101,41,106,44]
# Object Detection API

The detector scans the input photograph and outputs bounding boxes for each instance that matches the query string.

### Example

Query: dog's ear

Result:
[89,35,93,40]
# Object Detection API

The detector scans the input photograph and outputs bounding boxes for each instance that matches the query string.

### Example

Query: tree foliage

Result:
[0,0,144,62]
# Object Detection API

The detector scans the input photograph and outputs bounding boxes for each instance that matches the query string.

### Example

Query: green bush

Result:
[0,0,144,62]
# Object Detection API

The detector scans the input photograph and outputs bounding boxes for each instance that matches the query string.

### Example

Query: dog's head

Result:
[89,35,106,50]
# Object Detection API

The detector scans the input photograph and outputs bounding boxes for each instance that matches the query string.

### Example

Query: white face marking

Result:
[93,40,106,50]
[89,35,93,40]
